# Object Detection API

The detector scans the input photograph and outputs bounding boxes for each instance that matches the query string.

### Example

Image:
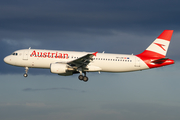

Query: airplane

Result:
[4,30,174,82]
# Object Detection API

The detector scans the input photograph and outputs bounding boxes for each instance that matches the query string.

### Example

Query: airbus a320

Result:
[4,30,174,82]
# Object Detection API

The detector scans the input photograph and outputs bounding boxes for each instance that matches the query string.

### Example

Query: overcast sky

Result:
[1,0,180,120]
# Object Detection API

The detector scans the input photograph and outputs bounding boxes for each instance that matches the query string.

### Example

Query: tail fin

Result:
[137,30,173,58]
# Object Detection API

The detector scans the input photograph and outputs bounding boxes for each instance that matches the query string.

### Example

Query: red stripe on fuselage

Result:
[137,50,165,58]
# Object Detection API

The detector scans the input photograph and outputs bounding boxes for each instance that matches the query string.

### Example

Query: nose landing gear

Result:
[23,67,29,77]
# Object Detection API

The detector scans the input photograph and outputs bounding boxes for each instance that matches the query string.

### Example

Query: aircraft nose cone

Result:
[4,56,8,63]
[4,56,11,64]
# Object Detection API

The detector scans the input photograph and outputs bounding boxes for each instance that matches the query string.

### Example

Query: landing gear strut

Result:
[78,72,88,82]
[23,67,29,77]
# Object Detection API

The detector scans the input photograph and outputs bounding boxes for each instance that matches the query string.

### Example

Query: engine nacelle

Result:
[50,63,67,74]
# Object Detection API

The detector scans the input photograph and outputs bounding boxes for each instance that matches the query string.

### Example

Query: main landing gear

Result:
[78,72,88,82]
[23,67,29,77]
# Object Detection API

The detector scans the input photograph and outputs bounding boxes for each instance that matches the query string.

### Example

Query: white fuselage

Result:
[4,49,149,73]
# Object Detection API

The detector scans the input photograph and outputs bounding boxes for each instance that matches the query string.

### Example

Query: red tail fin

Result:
[137,30,173,58]
[136,30,174,68]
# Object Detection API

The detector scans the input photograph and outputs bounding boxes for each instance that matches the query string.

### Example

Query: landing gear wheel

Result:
[24,67,29,78]
[83,76,88,82]
[78,75,84,80]
[78,70,89,82]
[23,73,28,77]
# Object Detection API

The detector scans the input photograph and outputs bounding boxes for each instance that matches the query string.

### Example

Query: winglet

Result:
[93,52,98,56]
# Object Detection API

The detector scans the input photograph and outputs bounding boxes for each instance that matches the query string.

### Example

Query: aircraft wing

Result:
[67,52,98,69]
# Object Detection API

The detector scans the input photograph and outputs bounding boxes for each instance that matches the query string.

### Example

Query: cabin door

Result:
[23,50,29,60]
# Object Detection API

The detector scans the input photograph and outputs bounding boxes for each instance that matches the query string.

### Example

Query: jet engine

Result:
[50,63,73,76]
[50,63,68,74]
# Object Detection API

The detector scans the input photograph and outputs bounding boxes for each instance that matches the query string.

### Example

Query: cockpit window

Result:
[12,53,18,56]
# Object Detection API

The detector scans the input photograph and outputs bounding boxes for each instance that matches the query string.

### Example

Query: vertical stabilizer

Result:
[137,30,173,58]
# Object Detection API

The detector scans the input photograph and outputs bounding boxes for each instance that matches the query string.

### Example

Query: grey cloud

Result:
[2,101,180,120]
[1,0,180,34]
[101,102,180,120]
[23,87,86,93]
[0,104,68,120]
[1,0,180,39]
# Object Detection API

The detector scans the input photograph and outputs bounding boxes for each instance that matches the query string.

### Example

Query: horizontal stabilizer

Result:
[151,58,169,64]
